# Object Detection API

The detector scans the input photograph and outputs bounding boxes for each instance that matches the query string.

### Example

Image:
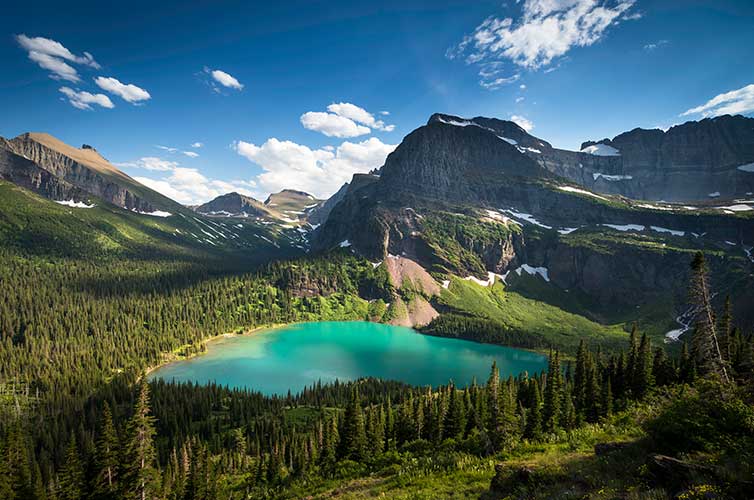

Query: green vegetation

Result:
[428,277,628,353]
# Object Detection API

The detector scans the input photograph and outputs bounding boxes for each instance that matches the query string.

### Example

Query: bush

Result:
[645,380,754,455]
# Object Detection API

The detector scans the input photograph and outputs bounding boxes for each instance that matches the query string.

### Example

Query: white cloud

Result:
[516,96,525,103]
[680,84,754,118]
[300,111,371,138]
[59,87,114,110]
[191,142,203,148]
[480,74,520,90]
[380,111,390,116]
[448,0,635,86]
[119,156,256,204]
[510,114,534,131]
[28,51,80,82]
[135,168,258,205]
[520,84,527,89]
[16,34,99,82]
[209,69,244,90]
[183,151,199,158]
[235,136,396,198]
[16,34,99,67]
[643,39,668,51]
[116,157,179,171]
[156,145,178,153]
[326,102,395,131]
[94,76,151,103]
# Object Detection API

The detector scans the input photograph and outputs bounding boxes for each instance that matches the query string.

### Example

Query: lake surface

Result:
[149,321,547,395]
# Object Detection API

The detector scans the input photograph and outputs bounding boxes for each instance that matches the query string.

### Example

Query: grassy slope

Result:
[436,277,628,352]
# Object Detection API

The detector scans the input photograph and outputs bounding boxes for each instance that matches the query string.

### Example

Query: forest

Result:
[1,244,753,499]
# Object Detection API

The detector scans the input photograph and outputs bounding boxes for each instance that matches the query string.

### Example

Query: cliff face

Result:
[314,114,754,321]
[0,133,175,212]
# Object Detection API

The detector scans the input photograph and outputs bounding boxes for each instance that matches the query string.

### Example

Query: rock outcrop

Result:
[0,132,178,212]
[195,192,272,218]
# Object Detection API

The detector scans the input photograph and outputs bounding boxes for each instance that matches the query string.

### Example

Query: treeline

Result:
[420,314,548,349]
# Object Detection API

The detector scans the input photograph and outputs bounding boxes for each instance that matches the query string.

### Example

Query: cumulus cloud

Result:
[156,145,178,153]
[207,68,244,90]
[118,156,256,204]
[448,0,636,87]
[115,157,179,171]
[326,102,395,131]
[235,136,396,198]
[59,87,114,110]
[300,111,371,138]
[510,114,534,131]
[191,142,203,148]
[16,34,99,82]
[183,151,199,158]
[680,84,754,118]
[94,76,151,103]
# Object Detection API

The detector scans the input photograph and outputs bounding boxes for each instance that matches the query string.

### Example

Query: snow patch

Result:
[514,264,550,282]
[716,204,753,212]
[708,192,721,198]
[736,162,754,173]
[338,240,351,248]
[441,280,451,289]
[602,224,645,232]
[580,144,620,156]
[725,240,736,246]
[593,173,632,181]
[55,199,95,208]
[498,136,517,145]
[557,185,609,201]
[371,261,382,269]
[501,209,551,229]
[134,209,172,217]
[637,203,673,211]
[650,226,685,237]
[463,272,504,287]
[558,227,579,235]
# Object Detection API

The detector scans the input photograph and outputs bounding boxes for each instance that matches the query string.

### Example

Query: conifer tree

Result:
[523,379,542,440]
[689,252,729,382]
[633,332,653,398]
[123,381,160,500]
[58,437,84,500]
[444,383,466,440]
[341,388,367,461]
[93,402,120,499]
[542,350,561,433]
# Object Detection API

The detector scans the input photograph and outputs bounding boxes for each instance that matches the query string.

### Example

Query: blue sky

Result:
[1,0,753,203]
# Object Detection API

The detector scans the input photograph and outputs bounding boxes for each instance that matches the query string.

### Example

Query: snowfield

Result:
[580,144,620,156]
[557,185,609,201]
[593,173,632,181]
[55,199,95,208]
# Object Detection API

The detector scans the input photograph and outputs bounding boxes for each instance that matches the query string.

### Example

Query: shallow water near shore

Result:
[148,321,547,395]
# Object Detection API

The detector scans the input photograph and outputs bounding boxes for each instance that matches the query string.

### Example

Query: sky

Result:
[1,0,753,204]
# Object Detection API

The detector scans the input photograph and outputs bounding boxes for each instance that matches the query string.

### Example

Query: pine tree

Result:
[523,379,542,440]
[689,252,729,382]
[601,378,613,418]
[486,362,502,448]
[718,295,732,362]
[123,381,160,500]
[341,388,367,461]
[573,340,587,414]
[632,332,653,399]
[542,351,561,433]
[93,402,120,499]
[444,383,466,440]
[58,437,84,500]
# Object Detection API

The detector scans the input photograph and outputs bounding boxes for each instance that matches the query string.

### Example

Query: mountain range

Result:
[1,114,753,336]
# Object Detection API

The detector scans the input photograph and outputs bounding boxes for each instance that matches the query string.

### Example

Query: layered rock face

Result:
[0,133,175,212]
[314,114,754,321]
[426,113,754,202]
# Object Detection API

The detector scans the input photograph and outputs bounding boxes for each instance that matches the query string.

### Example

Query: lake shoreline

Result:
[142,322,290,380]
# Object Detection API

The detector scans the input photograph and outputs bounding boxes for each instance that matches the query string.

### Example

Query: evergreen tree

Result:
[341,388,367,461]
[689,252,729,382]
[523,379,542,440]
[542,351,561,433]
[633,332,653,399]
[93,402,120,499]
[57,437,84,500]
[443,383,466,440]
[123,381,160,500]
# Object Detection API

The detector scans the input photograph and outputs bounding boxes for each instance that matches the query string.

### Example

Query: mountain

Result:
[195,192,274,218]
[0,133,310,258]
[314,113,754,334]
[0,132,182,213]
[264,188,322,218]
[425,113,754,202]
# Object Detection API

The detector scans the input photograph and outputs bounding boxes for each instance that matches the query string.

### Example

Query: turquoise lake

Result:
[148,321,547,395]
